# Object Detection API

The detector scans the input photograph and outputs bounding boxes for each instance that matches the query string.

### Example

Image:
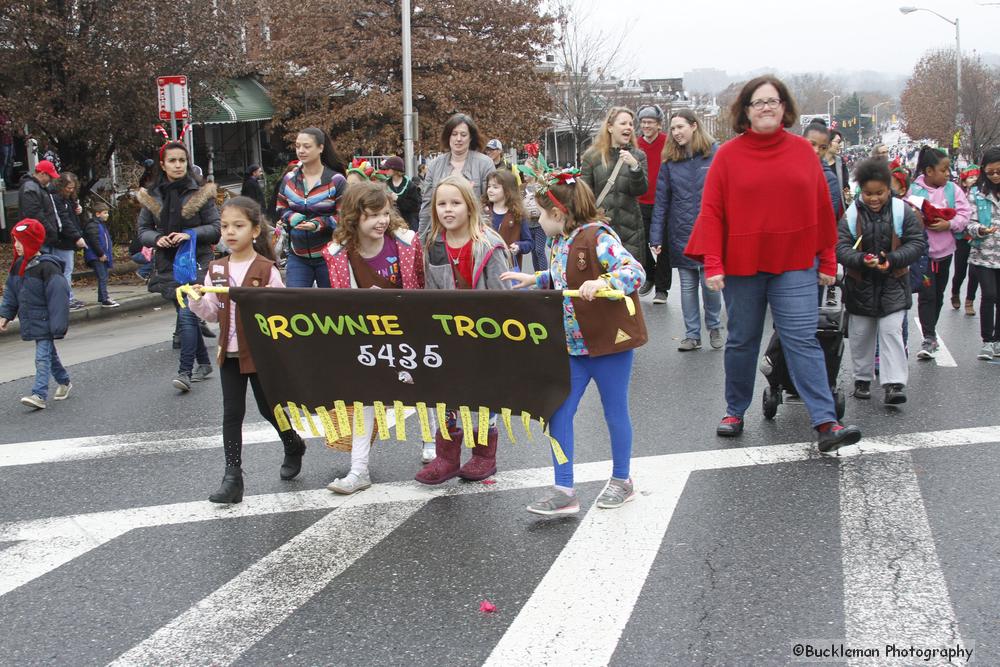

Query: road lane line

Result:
[483,472,688,667]
[840,452,964,665]
[108,500,425,667]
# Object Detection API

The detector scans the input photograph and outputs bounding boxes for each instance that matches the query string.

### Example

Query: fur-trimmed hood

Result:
[136,182,217,221]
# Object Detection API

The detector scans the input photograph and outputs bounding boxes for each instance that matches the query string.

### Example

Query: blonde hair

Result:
[332,181,408,247]
[429,176,487,243]
[662,109,716,163]
[585,106,637,166]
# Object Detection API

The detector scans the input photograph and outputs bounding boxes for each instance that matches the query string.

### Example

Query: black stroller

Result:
[759,303,847,420]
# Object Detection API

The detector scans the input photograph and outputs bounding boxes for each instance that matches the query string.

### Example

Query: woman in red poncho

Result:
[684,75,862,454]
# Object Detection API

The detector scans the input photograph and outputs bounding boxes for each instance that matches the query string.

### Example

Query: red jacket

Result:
[684,129,837,278]
[637,133,667,205]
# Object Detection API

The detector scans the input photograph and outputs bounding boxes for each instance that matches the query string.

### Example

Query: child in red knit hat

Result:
[0,219,72,409]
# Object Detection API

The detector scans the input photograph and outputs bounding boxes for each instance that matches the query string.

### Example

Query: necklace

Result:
[446,240,469,265]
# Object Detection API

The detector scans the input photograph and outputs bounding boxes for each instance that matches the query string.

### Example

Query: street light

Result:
[824,91,840,118]
[871,101,892,137]
[899,6,961,144]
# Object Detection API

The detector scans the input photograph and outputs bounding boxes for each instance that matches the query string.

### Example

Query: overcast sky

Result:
[583,0,999,78]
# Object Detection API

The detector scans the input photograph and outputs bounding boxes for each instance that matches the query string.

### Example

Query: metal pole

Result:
[955,18,962,135]
[401,0,415,178]
[169,86,178,141]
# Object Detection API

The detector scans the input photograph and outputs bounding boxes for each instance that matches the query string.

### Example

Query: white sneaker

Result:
[421,442,436,463]
[327,471,372,495]
[54,382,72,400]
[20,394,46,409]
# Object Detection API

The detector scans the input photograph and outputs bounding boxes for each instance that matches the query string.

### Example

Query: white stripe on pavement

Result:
[484,472,688,667]
[109,500,425,667]
[840,452,964,665]
[912,313,957,367]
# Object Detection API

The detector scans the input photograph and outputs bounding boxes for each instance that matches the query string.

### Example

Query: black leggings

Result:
[918,256,953,340]
[952,238,979,300]
[975,265,1000,343]
[220,357,295,466]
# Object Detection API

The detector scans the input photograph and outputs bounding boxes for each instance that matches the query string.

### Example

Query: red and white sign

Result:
[157,75,189,121]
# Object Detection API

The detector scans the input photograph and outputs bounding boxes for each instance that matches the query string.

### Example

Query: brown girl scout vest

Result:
[208,255,275,373]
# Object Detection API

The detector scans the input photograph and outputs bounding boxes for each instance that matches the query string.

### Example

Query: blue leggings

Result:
[550,350,634,487]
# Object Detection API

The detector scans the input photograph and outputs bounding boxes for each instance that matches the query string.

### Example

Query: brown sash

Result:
[497,211,522,248]
[348,248,395,289]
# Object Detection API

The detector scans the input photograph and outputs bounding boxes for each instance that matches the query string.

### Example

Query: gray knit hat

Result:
[637,105,663,122]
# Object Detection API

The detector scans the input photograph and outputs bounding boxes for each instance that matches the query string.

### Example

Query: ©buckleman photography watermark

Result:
[790,640,974,663]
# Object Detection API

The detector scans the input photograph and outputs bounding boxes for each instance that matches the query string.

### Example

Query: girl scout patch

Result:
[576,250,587,271]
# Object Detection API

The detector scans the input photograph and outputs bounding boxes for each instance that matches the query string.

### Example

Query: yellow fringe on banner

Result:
[334,400,351,436]
[521,411,534,442]
[301,405,321,437]
[274,404,291,432]
[373,401,390,440]
[459,406,475,447]
[547,434,569,465]
[416,402,432,442]
[477,406,489,445]
[436,403,450,440]
[353,401,365,435]
[316,406,338,445]
[501,408,515,444]
[287,402,304,432]
[394,401,406,440]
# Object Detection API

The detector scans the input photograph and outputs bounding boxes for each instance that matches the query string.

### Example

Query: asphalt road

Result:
[0,288,996,666]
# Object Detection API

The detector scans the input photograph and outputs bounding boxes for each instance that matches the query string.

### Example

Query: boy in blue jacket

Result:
[0,219,72,409]
[83,202,119,308]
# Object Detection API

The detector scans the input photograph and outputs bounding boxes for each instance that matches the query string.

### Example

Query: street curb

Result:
[0,292,167,338]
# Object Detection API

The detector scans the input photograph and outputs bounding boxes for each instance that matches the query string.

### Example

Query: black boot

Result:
[280,432,306,480]
[199,319,216,338]
[209,465,244,503]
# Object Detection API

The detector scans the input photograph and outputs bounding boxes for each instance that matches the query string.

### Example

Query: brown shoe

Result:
[951,294,961,309]
[966,300,976,316]
[415,426,463,485]
[458,426,498,481]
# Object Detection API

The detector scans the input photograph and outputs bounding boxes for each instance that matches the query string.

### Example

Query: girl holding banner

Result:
[321,182,427,494]
[502,169,647,515]
[415,176,512,485]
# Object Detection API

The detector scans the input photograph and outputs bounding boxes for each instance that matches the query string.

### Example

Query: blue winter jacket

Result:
[649,146,717,270]
[0,254,70,341]
[821,159,843,221]
[83,219,113,267]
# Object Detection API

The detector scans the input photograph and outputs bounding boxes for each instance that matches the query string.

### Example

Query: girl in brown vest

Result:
[501,170,647,515]
[189,197,307,504]
[483,170,533,270]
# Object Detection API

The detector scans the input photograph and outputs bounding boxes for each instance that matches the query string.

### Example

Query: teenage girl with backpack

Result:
[967,148,1000,361]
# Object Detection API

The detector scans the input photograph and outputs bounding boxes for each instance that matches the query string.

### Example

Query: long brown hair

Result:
[428,176,487,243]
[662,109,716,163]
[537,180,608,234]
[221,196,276,261]
[483,170,526,223]
[332,181,408,248]
[585,106,637,166]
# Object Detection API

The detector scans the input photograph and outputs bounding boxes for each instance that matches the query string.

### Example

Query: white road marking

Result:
[840,452,964,665]
[912,312,957,367]
[484,472,688,667]
[2,424,998,600]
[109,500,424,667]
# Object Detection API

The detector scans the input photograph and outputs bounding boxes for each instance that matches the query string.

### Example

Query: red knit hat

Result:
[11,218,47,276]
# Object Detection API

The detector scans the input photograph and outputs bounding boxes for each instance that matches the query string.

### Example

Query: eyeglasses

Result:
[985,169,1000,177]
[748,98,782,111]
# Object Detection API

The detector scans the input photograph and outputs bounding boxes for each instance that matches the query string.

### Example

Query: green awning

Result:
[199,77,274,125]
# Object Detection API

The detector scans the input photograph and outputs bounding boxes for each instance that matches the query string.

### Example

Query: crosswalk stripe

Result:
[484,472,689,667]
[840,453,964,663]
[109,500,425,667]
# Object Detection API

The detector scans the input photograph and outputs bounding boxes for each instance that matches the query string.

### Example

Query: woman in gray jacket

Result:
[418,113,495,235]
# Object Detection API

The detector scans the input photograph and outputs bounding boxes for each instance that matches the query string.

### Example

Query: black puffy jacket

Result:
[836,200,926,318]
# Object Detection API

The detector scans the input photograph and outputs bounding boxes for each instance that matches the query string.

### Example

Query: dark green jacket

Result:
[580,147,648,260]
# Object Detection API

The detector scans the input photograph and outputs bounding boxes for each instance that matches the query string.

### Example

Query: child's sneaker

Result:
[916,338,938,360]
[596,477,636,509]
[977,343,994,361]
[69,300,86,311]
[100,299,120,308]
[327,471,372,495]
[191,364,213,382]
[527,488,580,516]
[53,382,72,400]
[20,394,46,409]
[852,380,871,399]
[883,383,907,405]
[172,373,192,392]
[420,441,436,463]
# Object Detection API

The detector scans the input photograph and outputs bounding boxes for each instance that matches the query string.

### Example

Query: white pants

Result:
[849,310,908,386]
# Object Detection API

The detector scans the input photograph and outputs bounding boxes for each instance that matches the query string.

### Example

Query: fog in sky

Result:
[582,0,999,79]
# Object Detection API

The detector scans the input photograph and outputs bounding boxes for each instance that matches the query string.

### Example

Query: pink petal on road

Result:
[479,600,497,613]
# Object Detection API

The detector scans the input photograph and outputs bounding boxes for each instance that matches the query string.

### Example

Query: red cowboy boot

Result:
[415,425,463,485]
[458,425,498,481]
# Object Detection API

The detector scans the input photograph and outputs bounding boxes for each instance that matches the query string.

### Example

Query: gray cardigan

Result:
[418,150,496,234]
[423,226,512,290]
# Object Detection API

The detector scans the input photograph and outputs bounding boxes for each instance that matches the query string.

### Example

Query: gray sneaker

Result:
[527,488,580,516]
[20,394,46,410]
[916,338,938,360]
[977,343,994,361]
[420,442,436,463]
[191,364,213,382]
[677,338,702,351]
[993,342,1000,357]
[652,291,668,305]
[53,382,72,400]
[327,470,372,495]
[596,477,635,509]
[709,328,724,349]
[172,373,192,392]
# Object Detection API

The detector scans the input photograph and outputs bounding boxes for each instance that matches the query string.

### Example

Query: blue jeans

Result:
[88,261,109,302]
[0,143,13,182]
[678,266,722,340]
[175,301,210,375]
[285,253,331,288]
[722,268,837,427]
[54,248,76,301]
[549,350,634,487]
[131,252,152,279]
[33,339,70,399]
